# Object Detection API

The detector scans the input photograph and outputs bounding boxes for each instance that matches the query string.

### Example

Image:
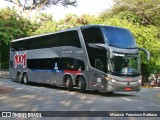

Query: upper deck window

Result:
[82,27,104,44]
[11,30,81,51]
[103,26,137,49]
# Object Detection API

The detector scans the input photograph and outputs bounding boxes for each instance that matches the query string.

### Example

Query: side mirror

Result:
[138,47,150,60]
[88,43,113,58]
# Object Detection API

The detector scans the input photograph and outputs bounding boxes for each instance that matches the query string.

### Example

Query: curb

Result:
[153,87,160,89]
[0,76,10,79]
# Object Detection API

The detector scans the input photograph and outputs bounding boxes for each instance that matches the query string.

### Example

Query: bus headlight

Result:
[111,79,116,82]
[138,80,142,83]
[105,77,110,80]
[105,77,116,82]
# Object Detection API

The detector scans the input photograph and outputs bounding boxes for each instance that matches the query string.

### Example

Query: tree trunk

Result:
[141,63,150,86]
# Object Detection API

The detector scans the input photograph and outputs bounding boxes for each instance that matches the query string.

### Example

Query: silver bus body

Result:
[9,25,149,92]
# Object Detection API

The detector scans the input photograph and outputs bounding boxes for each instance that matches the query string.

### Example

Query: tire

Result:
[79,77,86,93]
[65,76,73,91]
[17,73,23,83]
[23,73,29,85]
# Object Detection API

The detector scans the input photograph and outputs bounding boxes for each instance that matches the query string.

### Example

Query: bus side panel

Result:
[45,70,63,86]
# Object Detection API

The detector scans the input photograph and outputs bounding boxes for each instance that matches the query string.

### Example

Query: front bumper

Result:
[104,80,141,92]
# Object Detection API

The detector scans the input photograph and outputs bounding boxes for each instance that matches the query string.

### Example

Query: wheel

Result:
[65,76,73,91]
[17,73,23,83]
[79,77,86,93]
[23,73,29,84]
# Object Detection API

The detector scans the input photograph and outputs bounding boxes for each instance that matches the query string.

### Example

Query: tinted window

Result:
[38,33,65,48]
[11,30,81,51]
[60,58,85,71]
[103,26,137,49]
[82,27,104,44]
[64,31,81,48]
[53,32,65,47]
[27,58,59,70]
[87,47,107,72]
[30,37,42,49]
[81,27,107,72]
[27,58,85,71]
[11,40,27,51]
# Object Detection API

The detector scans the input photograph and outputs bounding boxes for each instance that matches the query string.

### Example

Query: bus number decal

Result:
[14,52,27,68]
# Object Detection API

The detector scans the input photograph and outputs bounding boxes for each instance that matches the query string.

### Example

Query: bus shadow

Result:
[13,81,136,97]
[85,90,136,97]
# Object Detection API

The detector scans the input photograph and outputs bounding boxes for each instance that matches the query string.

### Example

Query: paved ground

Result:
[0,78,160,120]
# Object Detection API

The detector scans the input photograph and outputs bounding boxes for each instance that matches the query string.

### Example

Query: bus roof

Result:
[11,26,80,42]
[11,25,126,42]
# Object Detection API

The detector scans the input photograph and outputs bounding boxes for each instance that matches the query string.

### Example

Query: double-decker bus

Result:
[9,25,150,93]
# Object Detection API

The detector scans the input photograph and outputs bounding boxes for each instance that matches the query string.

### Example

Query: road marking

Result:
[150,98,160,103]
[121,97,132,101]
[149,93,160,103]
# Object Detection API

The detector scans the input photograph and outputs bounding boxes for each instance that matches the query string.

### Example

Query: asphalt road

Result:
[0,78,160,120]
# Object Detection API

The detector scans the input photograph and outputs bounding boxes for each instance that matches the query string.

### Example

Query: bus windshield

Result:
[109,53,140,76]
[103,26,137,49]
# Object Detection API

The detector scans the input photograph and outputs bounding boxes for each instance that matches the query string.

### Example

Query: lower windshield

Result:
[109,53,140,76]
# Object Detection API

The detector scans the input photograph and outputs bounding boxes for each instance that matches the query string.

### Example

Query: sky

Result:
[0,0,114,20]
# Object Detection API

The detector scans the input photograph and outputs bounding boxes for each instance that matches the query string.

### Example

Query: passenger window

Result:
[59,58,85,71]
[64,31,81,48]
[95,58,104,71]
[27,58,85,71]
[82,27,104,44]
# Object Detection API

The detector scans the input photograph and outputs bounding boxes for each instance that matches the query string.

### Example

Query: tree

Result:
[33,13,103,35]
[57,13,103,30]
[0,8,37,69]
[100,0,160,27]
[5,0,78,20]
[34,20,58,35]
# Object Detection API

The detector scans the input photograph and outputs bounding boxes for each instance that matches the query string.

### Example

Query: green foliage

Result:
[1,0,160,83]
[103,17,160,61]
[34,14,103,35]
[0,7,36,69]
[101,0,160,27]
[34,21,58,35]
[0,7,36,45]
[34,13,58,34]
[100,0,160,83]
[5,0,78,20]
[57,14,103,29]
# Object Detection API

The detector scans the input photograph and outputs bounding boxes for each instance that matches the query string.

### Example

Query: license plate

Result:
[125,87,131,91]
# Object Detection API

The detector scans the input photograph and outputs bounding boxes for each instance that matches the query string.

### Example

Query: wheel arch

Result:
[16,70,22,82]
[63,73,73,85]
[17,70,22,76]
[23,71,28,76]
[75,74,87,87]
